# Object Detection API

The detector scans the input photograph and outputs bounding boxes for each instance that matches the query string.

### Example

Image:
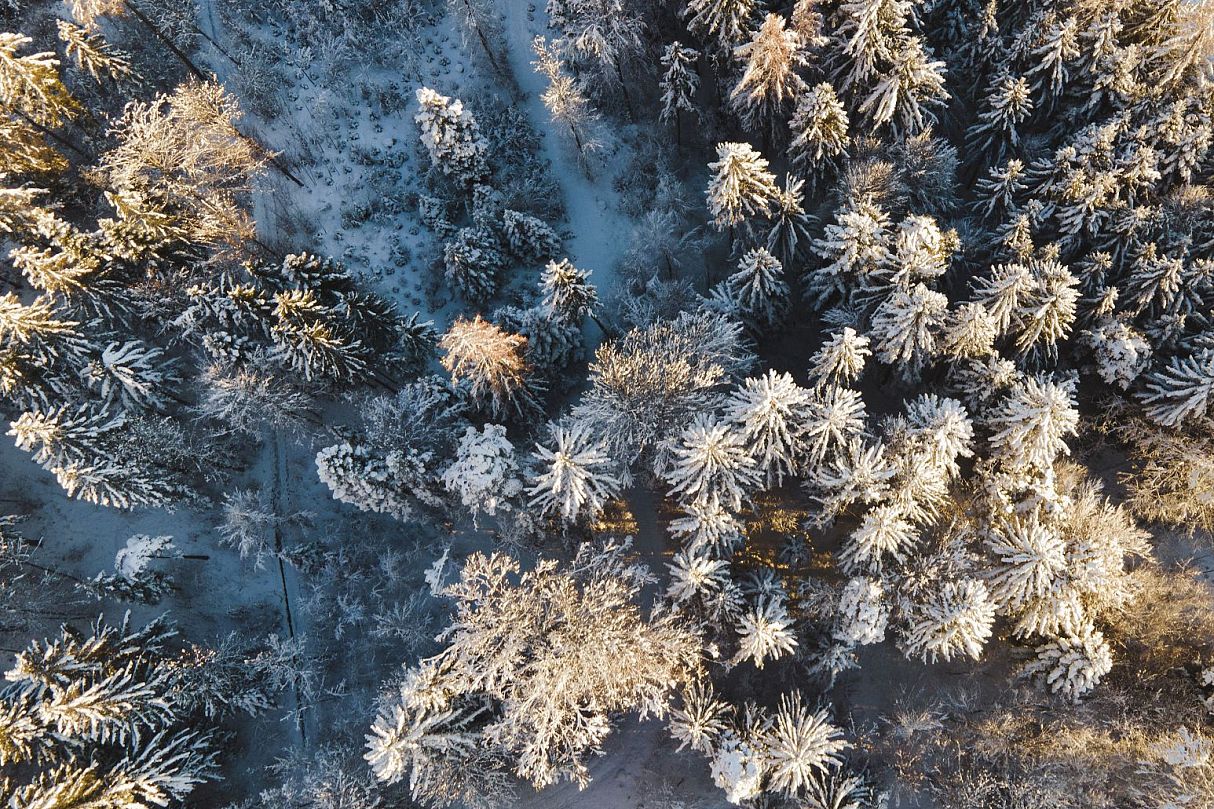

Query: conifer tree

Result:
[0,615,221,809]
[665,413,761,512]
[660,42,700,143]
[730,14,808,134]
[706,141,779,232]
[807,328,871,389]
[789,82,850,179]
[684,0,759,55]
[867,282,948,379]
[1139,351,1214,427]
[414,87,489,184]
[528,420,622,524]
[440,316,540,419]
[724,370,813,486]
[766,175,814,267]
[443,226,505,304]
[0,33,81,127]
[540,258,599,322]
[725,247,789,330]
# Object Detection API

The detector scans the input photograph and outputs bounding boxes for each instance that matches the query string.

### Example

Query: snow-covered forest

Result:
[2,0,1214,806]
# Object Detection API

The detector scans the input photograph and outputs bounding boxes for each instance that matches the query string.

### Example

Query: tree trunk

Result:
[13,109,92,160]
[613,57,634,120]
[126,0,209,82]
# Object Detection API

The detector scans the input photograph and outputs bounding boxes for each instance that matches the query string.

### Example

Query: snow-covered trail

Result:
[497,1,631,310]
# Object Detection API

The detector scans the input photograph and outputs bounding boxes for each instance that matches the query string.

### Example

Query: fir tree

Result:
[725,247,789,330]
[414,87,489,184]
[528,420,622,524]
[725,370,813,486]
[660,41,700,143]
[730,13,809,134]
[706,141,780,232]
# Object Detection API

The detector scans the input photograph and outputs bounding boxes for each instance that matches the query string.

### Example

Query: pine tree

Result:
[1011,259,1080,361]
[660,42,700,143]
[856,37,948,136]
[80,340,175,413]
[806,327,871,389]
[0,33,81,127]
[413,87,489,184]
[940,302,998,359]
[684,0,759,54]
[807,199,890,308]
[867,282,948,378]
[1138,350,1214,427]
[315,441,417,520]
[802,385,866,467]
[789,82,850,178]
[984,516,1067,612]
[552,0,646,116]
[56,20,136,84]
[840,504,915,573]
[533,37,598,158]
[1021,624,1112,701]
[899,579,995,663]
[730,14,809,133]
[1087,315,1150,388]
[966,73,1033,162]
[733,596,798,669]
[1026,15,1080,100]
[987,376,1079,473]
[726,247,789,330]
[439,316,540,420]
[706,141,780,231]
[443,226,505,304]
[724,370,813,487]
[528,420,622,524]
[762,692,849,798]
[573,312,753,465]
[669,679,730,754]
[0,615,221,808]
[669,494,746,556]
[834,577,889,646]
[664,413,761,511]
